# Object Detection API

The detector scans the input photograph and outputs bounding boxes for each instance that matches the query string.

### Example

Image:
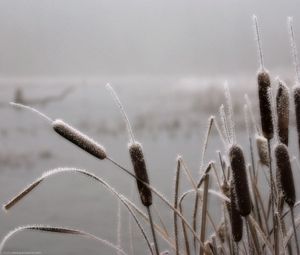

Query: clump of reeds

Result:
[3,15,300,255]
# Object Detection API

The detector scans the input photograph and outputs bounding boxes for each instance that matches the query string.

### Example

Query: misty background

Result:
[0,0,299,79]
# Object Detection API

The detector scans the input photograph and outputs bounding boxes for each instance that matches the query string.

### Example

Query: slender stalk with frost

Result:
[106,84,159,255]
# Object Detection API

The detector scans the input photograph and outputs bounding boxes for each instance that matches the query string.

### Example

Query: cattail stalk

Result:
[173,157,181,255]
[288,17,300,84]
[106,84,159,255]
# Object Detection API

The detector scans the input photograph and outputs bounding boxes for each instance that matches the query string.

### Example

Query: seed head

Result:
[276,80,290,145]
[256,134,269,166]
[53,119,107,160]
[128,142,152,207]
[229,144,252,216]
[275,143,296,207]
[258,71,274,140]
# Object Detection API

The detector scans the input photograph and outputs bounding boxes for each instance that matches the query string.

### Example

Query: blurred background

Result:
[0,1,299,254]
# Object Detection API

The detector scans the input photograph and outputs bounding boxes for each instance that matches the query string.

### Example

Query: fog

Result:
[0,0,299,78]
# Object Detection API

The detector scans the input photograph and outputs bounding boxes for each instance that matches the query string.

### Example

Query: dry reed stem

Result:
[173,157,181,255]
[3,168,154,254]
[0,225,128,255]
[199,174,209,255]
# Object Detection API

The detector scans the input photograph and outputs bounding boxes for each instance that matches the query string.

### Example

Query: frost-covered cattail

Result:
[258,71,274,140]
[106,84,159,254]
[276,80,290,146]
[9,103,107,160]
[128,142,152,206]
[253,16,274,140]
[275,144,295,207]
[294,86,300,154]
[106,84,152,207]
[53,119,107,160]
[256,134,269,166]
[229,180,243,242]
[229,145,252,216]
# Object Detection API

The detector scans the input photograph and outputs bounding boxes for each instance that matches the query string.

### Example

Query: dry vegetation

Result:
[1,16,300,255]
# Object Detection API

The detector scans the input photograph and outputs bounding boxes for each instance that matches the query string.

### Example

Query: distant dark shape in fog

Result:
[0,0,299,77]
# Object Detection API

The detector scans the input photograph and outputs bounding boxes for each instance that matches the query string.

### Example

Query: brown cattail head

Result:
[276,80,290,146]
[275,143,296,207]
[229,144,252,216]
[53,119,107,160]
[128,142,152,207]
[229,180,243,242]
[258,71,274,140]
[293,85,300,155]
[256,134,269,166]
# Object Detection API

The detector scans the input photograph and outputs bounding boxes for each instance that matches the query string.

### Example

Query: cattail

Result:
[274,143,295,207]
[229,145,251,216]
[229,180,243,242]
[53,119,107,160]
[128,142,152,206]
[253,16,274,140]
[276,80,290,146]
[10,103,107,160]
[258,71,274,140]
[294,86,300,154]
[106,84,159,254]
[256,134,269,166]
[106,84,152,207]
